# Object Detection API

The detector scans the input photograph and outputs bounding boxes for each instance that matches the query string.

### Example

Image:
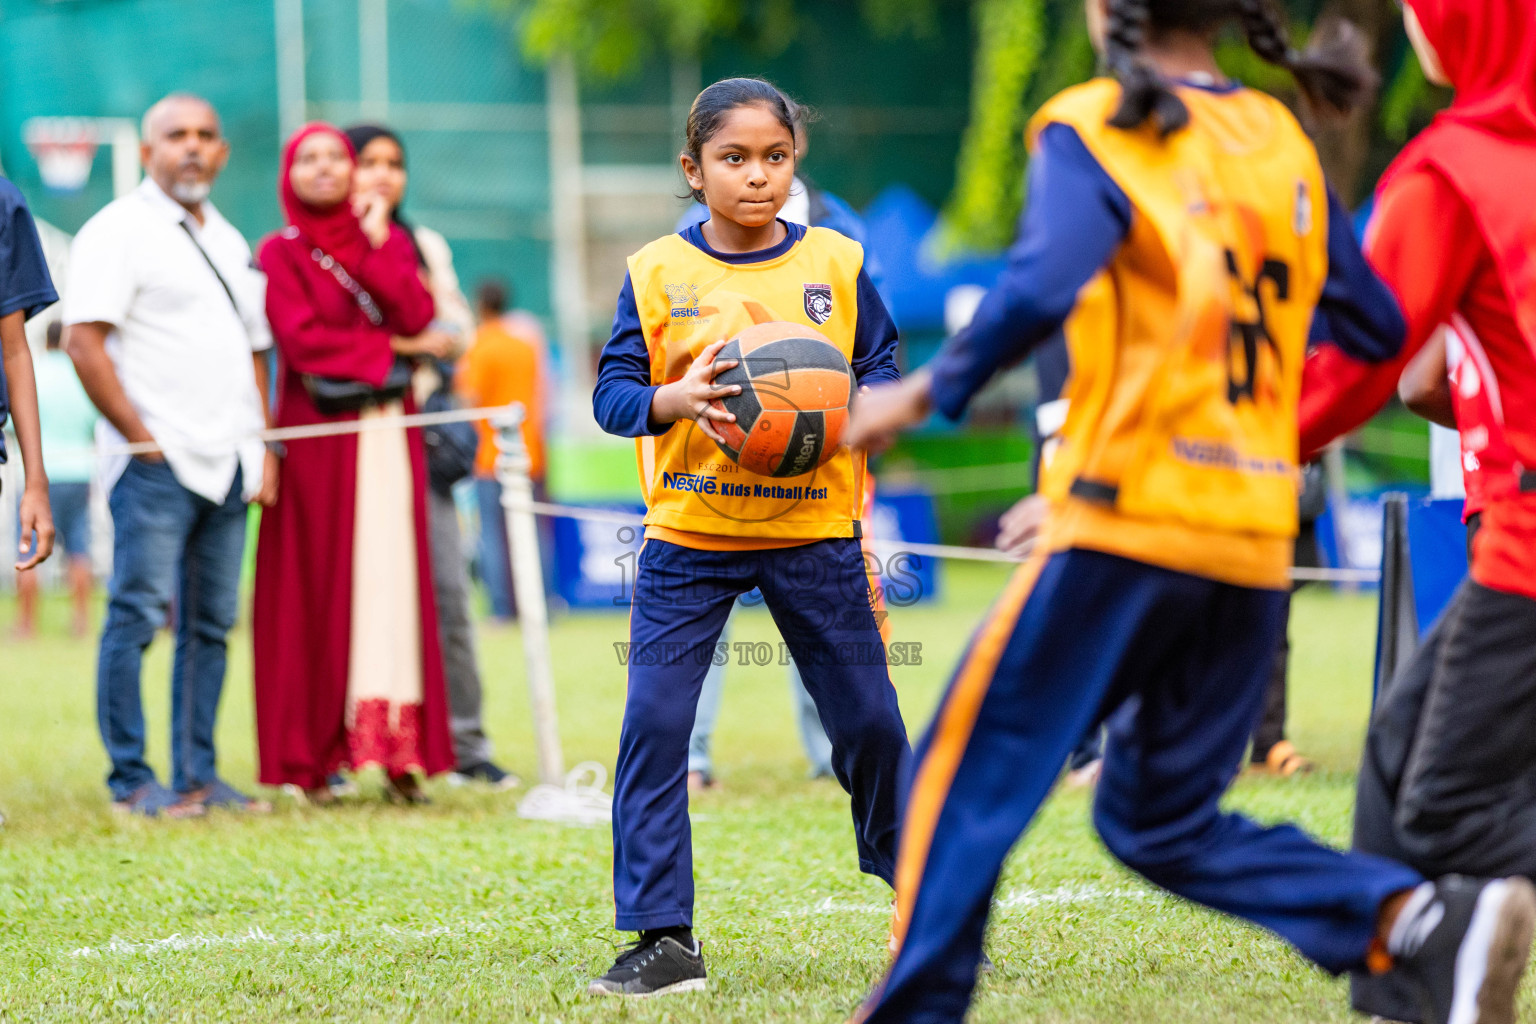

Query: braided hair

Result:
[1105,0,1376,138]
[1235,0,1375,116]
[1104,0,1197,136]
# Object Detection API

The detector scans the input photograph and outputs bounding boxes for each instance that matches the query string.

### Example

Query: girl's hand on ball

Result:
[652,338,741,443]
[846,372,932,453]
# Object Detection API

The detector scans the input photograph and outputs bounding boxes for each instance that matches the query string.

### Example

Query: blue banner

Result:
[1406,497,1469,634]
[550,490,943,611]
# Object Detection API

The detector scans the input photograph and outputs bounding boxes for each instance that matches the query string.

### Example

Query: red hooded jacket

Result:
[1299,0,1536,600]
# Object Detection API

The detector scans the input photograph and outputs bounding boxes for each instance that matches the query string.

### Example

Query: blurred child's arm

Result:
[850,268,900,387]
[1313,186,1407,364]
[848,125,1129,453]
[1,309,53,569]
[1300,171,1474,458]
[1398,328,1456,429]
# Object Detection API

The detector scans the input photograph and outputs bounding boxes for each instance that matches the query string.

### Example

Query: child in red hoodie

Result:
[1300,2,1536,1019]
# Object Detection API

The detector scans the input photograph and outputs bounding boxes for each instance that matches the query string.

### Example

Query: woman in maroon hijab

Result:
[253,123,454,804]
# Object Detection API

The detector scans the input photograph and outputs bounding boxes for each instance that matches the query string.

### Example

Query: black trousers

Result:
[1250,618,1290,761]
[1351,576,1536,1021]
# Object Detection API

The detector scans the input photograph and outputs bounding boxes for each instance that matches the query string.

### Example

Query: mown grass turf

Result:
[0,566,1487,1022]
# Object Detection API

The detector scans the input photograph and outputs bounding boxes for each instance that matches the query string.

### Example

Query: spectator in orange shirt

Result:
[458,279,549,620]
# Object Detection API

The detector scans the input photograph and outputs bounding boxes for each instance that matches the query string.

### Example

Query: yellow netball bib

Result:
[1032,80,1329,588]
[626,227,870,548]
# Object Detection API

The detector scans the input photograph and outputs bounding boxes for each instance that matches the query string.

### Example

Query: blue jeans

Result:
[97,459,247,800]
[49,481,91,558]
[474,474,554,620]
[474,476,514,619]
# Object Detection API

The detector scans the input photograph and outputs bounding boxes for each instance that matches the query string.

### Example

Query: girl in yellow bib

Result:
[588,77,910,998]
[847,2,1535,1022]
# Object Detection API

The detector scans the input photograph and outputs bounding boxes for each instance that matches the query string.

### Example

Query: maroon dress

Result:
[252,124,453,788]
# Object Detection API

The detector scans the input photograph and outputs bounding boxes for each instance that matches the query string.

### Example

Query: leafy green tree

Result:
[486,0,1444,254]
[487,0,945,76]
[930,0,1046,256]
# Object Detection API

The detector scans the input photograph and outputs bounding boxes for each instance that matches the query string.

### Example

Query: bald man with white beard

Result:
[64,94,276,817]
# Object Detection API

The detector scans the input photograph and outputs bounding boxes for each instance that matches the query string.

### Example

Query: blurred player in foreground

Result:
[588,77,909,998]
[1295,1,1536,1020]
[15,322,95,639]
[846,1,1536,1022]
[0,176,58,578]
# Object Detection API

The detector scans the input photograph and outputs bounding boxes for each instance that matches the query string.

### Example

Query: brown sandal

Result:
[1261,740,1315,777]
[302,785,339,807]
[385,772,431,806]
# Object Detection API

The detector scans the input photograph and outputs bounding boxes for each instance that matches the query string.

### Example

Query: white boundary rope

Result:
[44,403,1381,583]
[82,404,512,459]
[502,498,1381,583]
[516,761,613,826]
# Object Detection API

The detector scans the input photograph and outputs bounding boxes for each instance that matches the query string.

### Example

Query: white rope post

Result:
[493,403,565,785]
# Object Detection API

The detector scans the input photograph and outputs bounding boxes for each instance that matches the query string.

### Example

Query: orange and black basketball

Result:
[708,322,854,478]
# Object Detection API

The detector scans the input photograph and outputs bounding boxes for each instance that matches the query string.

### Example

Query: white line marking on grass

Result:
[994,883,1157,910]
[67,921,502,959]
[789,883,1161,918]
[65,886,1166,959]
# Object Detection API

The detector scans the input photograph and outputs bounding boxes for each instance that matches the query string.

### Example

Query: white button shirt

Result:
[63,178,271,503]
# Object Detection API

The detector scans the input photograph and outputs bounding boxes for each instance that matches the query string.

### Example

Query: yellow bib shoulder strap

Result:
[802,225,866,272]
[1027,78,1123,151]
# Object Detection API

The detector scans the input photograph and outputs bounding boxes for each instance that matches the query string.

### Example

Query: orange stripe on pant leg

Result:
[888,553,1047,953]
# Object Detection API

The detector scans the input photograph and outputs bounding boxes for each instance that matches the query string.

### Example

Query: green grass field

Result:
[0,565,1450,1022]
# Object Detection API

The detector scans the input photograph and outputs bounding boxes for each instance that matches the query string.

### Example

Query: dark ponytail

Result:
[682,78,801,202]
[1105,0,1191,137]
[1237,0,1376,118]
[1106,0,1376,138]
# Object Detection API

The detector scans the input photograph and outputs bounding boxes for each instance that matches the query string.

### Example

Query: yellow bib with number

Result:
[1033,80,1328,588]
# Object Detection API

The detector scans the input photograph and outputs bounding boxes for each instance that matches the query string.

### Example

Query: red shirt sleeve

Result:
[1299,168,1486,459]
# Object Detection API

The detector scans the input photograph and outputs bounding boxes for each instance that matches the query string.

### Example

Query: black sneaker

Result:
[1392,876,1536,1024]
[587,934,707,998]
[448,761,522,791]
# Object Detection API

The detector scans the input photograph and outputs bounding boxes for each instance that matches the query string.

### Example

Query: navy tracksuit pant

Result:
[861,548,1422,1024]
[612,537,910,931]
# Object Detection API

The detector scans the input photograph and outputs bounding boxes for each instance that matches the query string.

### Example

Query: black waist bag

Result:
[303,356,415,416]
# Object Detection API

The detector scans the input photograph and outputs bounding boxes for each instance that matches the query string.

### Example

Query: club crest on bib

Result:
[803,283,832,325]
[1293,180,1313,237]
